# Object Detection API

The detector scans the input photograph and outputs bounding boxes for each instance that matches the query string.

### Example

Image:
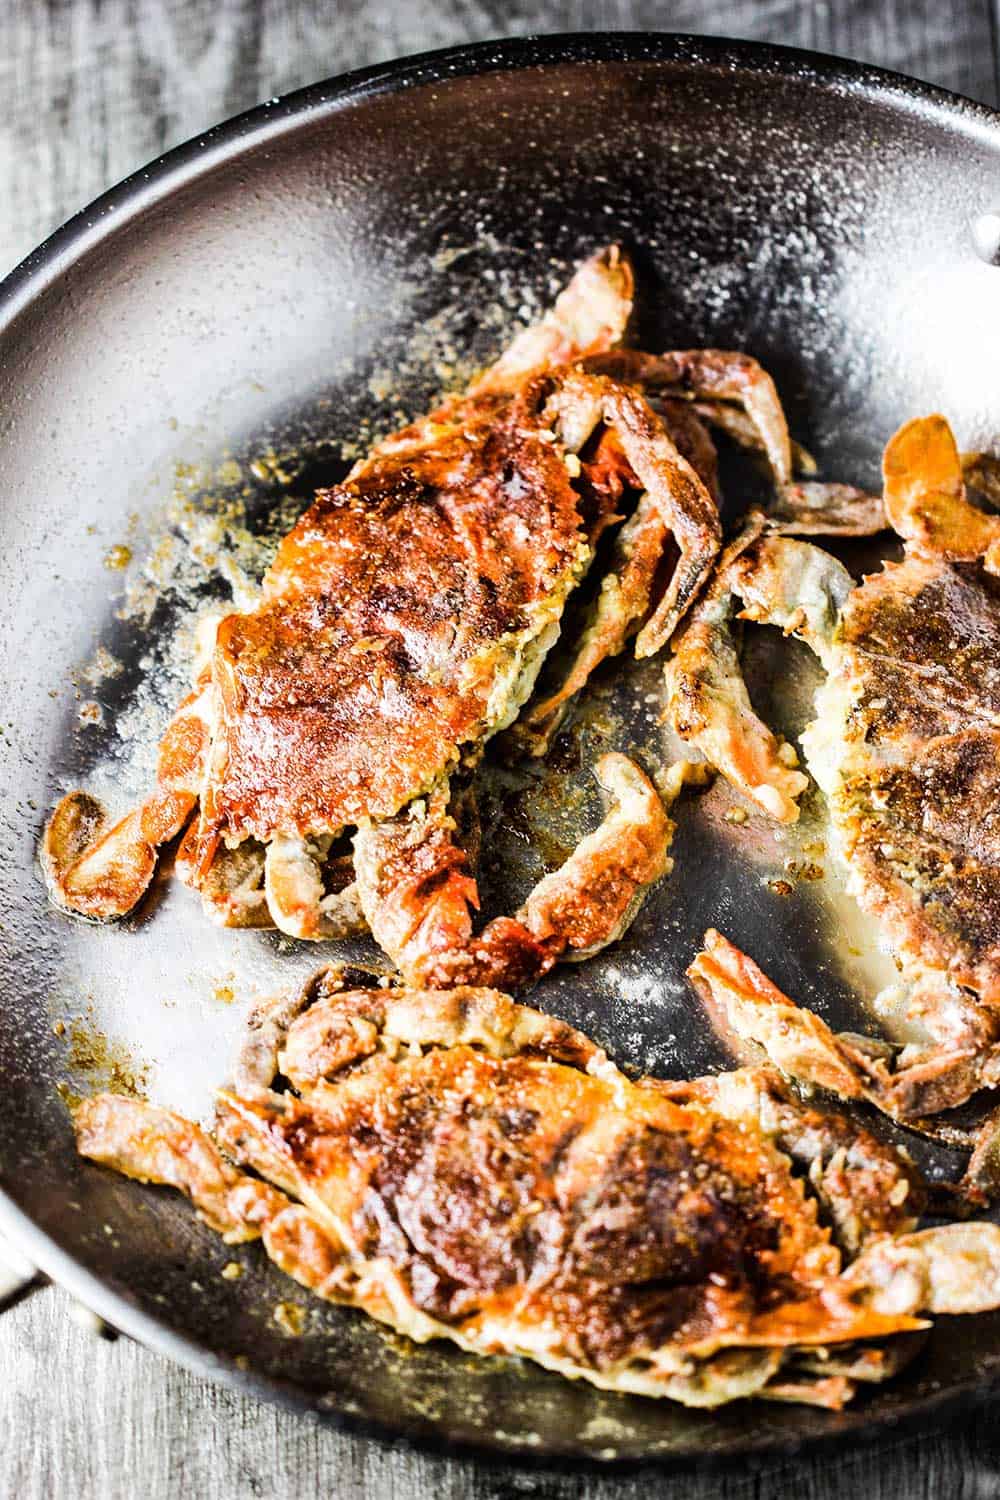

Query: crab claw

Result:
[41,678,213,921]
[263,835,366,941]
[518,752,677,960]
[846,1223,1000,1317]
[688,930,880,1100]
[41,792,163,921]
[883,413,1000,572]
[354,754,685,992]
[688,930,1000,1124]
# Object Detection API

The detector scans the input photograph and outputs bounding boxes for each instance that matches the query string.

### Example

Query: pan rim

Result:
[3,27,1000,1467]
[3,29,1000,326]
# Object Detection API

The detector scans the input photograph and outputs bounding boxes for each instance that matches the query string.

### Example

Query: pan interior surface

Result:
[3,34,1000,1461]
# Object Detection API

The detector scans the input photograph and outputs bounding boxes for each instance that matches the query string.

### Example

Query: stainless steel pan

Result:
[3,32,1000,1463]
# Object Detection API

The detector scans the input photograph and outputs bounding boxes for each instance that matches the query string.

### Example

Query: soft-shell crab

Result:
[44,245,882,993]
[75,970,1000,1409]
[45,247,729,989]
[670,415,1000,1116]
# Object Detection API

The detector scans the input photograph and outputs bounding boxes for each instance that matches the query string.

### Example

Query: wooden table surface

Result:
[4,2,1000,1495]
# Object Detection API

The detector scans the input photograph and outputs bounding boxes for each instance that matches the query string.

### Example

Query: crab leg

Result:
[175,830,272,929]
[263,834,366,941]
[698,401,886,534]
[518,492,675,753]
[585,346,894,539]
[884,414,1000,572]
[688,930,889,1100]
[689,929,1000,1123]
[512,373,721,753]
[42,677,213,920]
[655,1064,923,1254]
[543,370,722,655]
[667,531,853,822]
[590,377,723,655]
[469,244,634,396]
[74,1095,368,1318]
[846,1222,1000,1317]
[766,482,887,537]
[585,348,793,489]
[74,1093,289,1241]
[657,399,722,501]
[353,752,683,992]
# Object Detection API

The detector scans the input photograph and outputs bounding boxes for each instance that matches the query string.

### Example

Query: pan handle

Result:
[0,1232,48,1313]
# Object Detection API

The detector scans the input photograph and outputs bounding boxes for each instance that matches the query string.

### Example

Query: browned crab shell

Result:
[42,247,727,994]
[75,975,1000,1409]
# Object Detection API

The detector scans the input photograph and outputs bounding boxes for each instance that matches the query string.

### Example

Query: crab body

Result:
[206,390,588,845]
[75,972,1000,1409]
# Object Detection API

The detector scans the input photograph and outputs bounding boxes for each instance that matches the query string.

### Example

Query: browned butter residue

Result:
[212,974,237,1005]
[62,1016,149,1100]
[273,1301,306,1336]
[103,544,133,571]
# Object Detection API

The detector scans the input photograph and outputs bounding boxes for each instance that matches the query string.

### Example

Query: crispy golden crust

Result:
[207,392,585,842]
[827,558,1000,1003]
[648,1063,923,1254]
[81,975,1000,1412]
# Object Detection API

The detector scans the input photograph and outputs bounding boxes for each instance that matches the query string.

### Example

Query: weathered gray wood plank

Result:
[2,0,996,278]
[3,3,1000,1498]
[6,1285,1000,1500]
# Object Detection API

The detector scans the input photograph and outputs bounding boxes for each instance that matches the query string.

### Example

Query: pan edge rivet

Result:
[971,211,1000,265]
[68,1299,119,1341]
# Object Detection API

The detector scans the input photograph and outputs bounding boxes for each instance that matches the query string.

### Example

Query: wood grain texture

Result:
[3,2,1000,1497]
